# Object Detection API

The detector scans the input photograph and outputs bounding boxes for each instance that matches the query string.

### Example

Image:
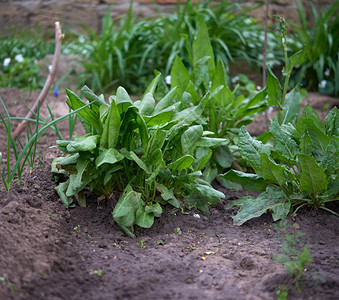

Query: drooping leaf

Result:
[215,145,234,169]
[81,85,106,106]
[66,135,99,153]
[135,206,154,228]
[95,148,124,167]
[145,202,162,218]
[155,183,180,208]
[227,186,290,225]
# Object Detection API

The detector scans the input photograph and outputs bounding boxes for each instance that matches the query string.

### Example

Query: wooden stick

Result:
[11,21,63,139]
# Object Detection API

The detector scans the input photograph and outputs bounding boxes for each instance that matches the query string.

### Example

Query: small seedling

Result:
[274,220,312,291]
[137,239,146,249]
[74,225,80,232]
[48,212,57,217]
[90,268,104,276]
[276,285,289,300]
[174,227,182,235]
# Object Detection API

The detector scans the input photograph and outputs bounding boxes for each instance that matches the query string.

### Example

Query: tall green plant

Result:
[52,76,226,237]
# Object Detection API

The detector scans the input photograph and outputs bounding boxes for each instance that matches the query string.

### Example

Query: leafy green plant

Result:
[170,20,268,183]
[289,0,339,96]
[74,0,281,94]
[274,220,312,292]
[52,76,225,238]
[90,268,104,276]
[222,104,339,225]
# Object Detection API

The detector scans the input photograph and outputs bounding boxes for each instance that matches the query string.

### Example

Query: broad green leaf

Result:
[81,85,106,106]
[144,73,161,96]
[115,86,133,114]
[54,181,73,208]
[73,158,89,190]
[113,186,143,237]
[145,202,162,217]
[289,48,306,70]
[260,153,289,187]
[66,135,99,152]
[202,165,218,184]
[66,89,101,131]
[196,137,227,148]
[186,191,210,214]
[215,146,233,169]
[130,151,151,174]
[320,141,339,176]
[220,169,267,192]
[211,60,234,108]
[296,104,323,131]
[181,125,204,155]
[100,98,120,149]
[139,93,155,116]
[227,186,290,225]
[266,66,282,106]
[194,149,212,172]
[168,155,195,173]
[238,126,271,175]
[154,87,177,114]
[235,87,267,119]
[170,56,190,98]
[95,148,124,167]
[193,184,225,199]
[282,87,301,125]
[144,106,175,126]
[298,154,327,198]
[144,129,166,166]
[324,106,339,137]
[58,153,80,166]
[129,108,149,150]
[135,207,154,228]
[155,183,180,208]
[193,20,215,78]
[270,120,299,160]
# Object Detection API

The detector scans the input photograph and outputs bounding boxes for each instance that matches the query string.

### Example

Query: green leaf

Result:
[100,98,120,149]
[324,106,339,137]
[193,183,225,199]
[73,158,89,191]
[135,207,154,228]
[95,148,124,167]
[130,151,151,174]
[144,73,161,96]
[238,126,271,175]
[270,120,299,160]
[144,129,166,167]
[144,106,175,126]
[170,56,190,98]
[202,165,218,184]
[54,180,73,208]
[181,125,204,155]
[220,169,267,192]
[154,87,177,114]
[66,89,101,131]
[282,87,301,125]
[193,20,215,78]
[260,153,289,187]
[139,93,155,116]
[196,137,227,148]
[81,85,106,106]
[266,66,282,106]
[145,202,162,218]
[194,149,212,172]
[66,135,99,152]
[297,104,323,131]
[168,155,195,173]
[215,146,234,169]
[227,186,290,225]
[298,154,327,198]
[115,86,133,114]
[289,48,306,70]
[155,183,180,208]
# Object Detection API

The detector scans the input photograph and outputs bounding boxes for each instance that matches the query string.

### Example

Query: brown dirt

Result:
[0,88,338,300]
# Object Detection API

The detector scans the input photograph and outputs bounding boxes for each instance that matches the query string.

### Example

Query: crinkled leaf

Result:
[324,106,339,137]
[238,126,271,175]
[215,145,233,169]
[270,119,299,160]
[194,149,212,172]
[81,85,106,106]
[156,183,180,208]
[227,186,290,225]
[196,137,227,148]
[66,135,99,152]
[145,202,162,218]
[260,153,289,187]
[282,87,301,125]
[298,154,327,198]
[54,180,73,208]
[181,125,203,155]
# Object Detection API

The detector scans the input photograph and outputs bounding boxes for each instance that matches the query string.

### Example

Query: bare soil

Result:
[0,88,338,300]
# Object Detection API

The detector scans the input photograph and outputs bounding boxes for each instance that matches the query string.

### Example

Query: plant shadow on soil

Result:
[0,88,338,300]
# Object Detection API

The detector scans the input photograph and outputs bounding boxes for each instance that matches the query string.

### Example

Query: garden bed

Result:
[0,88,338,300]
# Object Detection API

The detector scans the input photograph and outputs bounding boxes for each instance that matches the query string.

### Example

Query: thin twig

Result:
[11,22,63,139]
